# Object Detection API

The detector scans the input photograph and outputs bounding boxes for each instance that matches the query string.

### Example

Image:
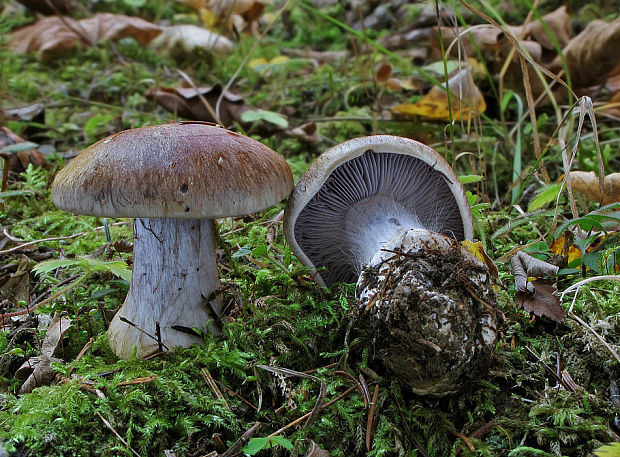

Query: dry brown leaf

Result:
[391,67,485,121]
[41,312,73,358]
[550,17,620,90]
[16,312,72,394]
[516,278,565,322]
[18,355,60,394]
[147,85,248,127]
[375,63,392,83]
[516,6,570,51]
[430,25,503,59]
[570,171,620,205]
[9,13,162,60]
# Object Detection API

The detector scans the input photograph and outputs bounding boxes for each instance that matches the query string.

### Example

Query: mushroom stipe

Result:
[52,122,293,358]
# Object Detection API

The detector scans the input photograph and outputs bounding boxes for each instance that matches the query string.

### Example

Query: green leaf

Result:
[528,183,561,211]
[82,258,132,282]
[242,436,293,455]
[33,257,131,282]
[241,110,289,128]
[243,437,270,455]
[459,175,483,184]
[269,436,293,450]
[32,258,90,276]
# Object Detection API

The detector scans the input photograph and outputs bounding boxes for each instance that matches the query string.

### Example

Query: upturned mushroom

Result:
[284,135,474,286]
[52,122,293,358]
[284,135,498,396]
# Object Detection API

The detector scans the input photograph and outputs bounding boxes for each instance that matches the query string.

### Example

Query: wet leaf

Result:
[391,67,485,121]
[516,278,565,322]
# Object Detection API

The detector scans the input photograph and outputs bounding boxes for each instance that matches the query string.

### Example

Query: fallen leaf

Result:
[550,17,620,90]
[550,231,581,265]
[9,13,162,60]
[375,63,392,83]
[16,312,72,394]
[391,67,486,121]
[514,6,570,51]
[510,250,559,294]
[462,240,498,279]
[594,442,620,457]
[40,312,73,358]
[149,24,233,57]
[569,171,620,205]
[18,355,60,394]
[516,278,565,322]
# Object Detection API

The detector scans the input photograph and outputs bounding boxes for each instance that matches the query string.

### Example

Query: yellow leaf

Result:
[391,67,485,121]
[248,57,269,69]
[199,8,217,29]
[269,55,289,65]
[461,240,498,278]
[594,442,620,457]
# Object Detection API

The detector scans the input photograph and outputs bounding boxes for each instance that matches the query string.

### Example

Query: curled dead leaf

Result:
[511,251,559,294]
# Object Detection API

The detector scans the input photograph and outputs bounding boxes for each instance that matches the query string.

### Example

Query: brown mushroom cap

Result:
[52,122,293,218]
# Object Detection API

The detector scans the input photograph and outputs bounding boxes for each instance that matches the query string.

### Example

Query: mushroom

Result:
[284,135,474,286]
[52,122,293,358]
[284,135,498,396]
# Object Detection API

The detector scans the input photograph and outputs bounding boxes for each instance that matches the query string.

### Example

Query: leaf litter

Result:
[0,0,620,456]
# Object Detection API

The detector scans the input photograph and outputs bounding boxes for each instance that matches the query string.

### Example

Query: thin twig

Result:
[201,368,231,410]
[1,274,87,321]
[96,412,141,457]
[0,221,127,255]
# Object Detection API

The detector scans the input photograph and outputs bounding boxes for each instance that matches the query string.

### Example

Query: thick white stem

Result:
[107,217,220,358]
[345,195,423,272]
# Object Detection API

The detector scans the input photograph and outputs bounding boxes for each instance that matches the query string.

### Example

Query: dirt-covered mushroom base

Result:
[355,229,500,396]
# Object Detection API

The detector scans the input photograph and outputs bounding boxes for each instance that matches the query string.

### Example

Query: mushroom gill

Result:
[293,149,464,286]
